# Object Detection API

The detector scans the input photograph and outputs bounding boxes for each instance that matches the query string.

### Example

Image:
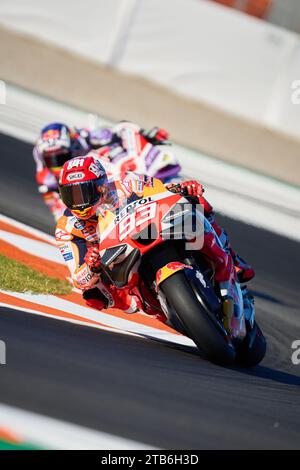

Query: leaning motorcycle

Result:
[97,178,266,367]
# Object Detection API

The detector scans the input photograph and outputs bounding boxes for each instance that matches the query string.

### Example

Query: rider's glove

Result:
[141,127,170,145]
[179,180,204,200]
[84,246,102,273]
[167,180,204,201]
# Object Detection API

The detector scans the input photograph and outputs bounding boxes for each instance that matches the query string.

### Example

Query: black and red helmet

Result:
[59,155,108,219]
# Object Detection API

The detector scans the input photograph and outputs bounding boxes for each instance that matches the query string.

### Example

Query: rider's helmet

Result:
[59,155,108,219]
[38,123,72,178]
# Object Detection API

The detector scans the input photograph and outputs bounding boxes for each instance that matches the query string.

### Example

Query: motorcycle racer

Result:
[93,121,180,183]
[55,156,254,317]
[34,121,180,222]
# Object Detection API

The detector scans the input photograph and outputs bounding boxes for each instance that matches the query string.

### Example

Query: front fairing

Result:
[98,178,182,254]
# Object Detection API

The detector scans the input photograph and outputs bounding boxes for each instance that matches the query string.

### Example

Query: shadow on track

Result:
[239,365,300,388]
[250,290,286,306]
[144,334,300,388]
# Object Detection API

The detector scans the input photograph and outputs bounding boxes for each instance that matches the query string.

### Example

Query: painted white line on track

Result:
[0,402,155,449]
[0,229,64,264]
[0,290,197,348]
[0,213,196,348]
[0,302,143,339]
[0,213,55,245]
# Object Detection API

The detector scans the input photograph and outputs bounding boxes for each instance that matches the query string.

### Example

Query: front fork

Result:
[241,285,255,329]
[212,226,255,338]
[221,282,255,339]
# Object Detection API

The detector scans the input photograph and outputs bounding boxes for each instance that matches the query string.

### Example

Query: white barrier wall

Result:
[1,0,300,139]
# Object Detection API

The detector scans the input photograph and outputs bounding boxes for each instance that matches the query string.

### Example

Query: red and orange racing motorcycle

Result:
[97,179,266,367]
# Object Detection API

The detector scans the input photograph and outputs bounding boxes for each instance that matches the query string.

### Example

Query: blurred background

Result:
[1,0,300,185]
[212,0,300,32]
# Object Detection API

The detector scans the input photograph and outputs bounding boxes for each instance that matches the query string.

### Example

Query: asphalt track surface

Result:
[0,132,300,449]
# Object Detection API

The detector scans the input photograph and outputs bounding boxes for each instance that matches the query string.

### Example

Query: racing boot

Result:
[83,286,110,311]
[210,218,255,283]
[192,194,255,284]
[232,253,255,284]
[201,231,235,284]
[83,282,139,314]
[136,281,168,323]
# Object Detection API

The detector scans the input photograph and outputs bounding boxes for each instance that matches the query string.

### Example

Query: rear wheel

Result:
[160,271,236,366]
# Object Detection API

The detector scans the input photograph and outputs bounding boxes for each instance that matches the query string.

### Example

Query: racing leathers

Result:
[55,175,253,316]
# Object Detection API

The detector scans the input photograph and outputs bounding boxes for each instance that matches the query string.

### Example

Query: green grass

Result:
[0,254,71,295]
[0,439,41,450]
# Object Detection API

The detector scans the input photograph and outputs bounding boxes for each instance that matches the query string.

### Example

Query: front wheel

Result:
[235,322,267,368]
[160,271,236,366]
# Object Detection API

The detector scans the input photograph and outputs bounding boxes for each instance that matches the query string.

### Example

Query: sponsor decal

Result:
[74,220,86,230]
[166,262,191,272]
[114,197,153,224]
[102,245,127,266]
[137,180,144,193]
[196,270,207,288]
[89,161,102,177]
[85,234,99,243]
[60,244,74,261]
[60,243,70,253]
[82,224,98,239]
[118,201,157,242]
[75,268,94,287]
[42,129,60,141]
[78,223,99,243]
[144,176,154,187]
[55,228,73,242]
[63,252,73,262]
[156,262,193,287]
[67,158,85,170]
[67,172,85,182]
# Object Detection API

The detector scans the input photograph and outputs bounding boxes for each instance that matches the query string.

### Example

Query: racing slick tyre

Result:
[160,271,236,366]
[235,322,267,368]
